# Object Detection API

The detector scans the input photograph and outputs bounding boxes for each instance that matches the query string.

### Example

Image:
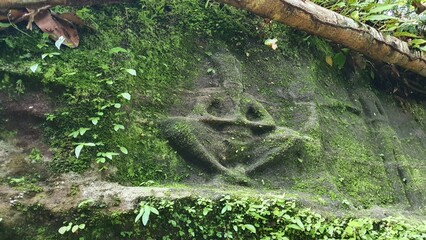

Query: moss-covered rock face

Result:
[0,0,425,238]
[161,49,320,185]
[161,37,426,208]
[315,70,425,208]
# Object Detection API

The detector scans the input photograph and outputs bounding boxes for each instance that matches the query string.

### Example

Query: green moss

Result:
[7,176,43,193]
[408,101,426,125]
[1,1,259,184]
[321,110,394,206]
[0,0,424,229]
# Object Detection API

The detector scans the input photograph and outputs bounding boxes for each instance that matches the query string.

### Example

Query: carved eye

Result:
[246,105,263,121]
[207,98,222,116]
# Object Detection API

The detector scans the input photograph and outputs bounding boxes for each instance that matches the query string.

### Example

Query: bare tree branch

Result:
[216,0,426,78]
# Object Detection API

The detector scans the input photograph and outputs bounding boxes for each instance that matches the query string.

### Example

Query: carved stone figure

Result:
[161,50,318,184]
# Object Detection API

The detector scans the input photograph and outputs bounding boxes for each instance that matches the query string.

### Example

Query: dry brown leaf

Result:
[32,9,79,48]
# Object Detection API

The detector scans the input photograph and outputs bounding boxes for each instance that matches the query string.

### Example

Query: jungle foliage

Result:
[2,195,426,239]
[0,0,263,185]
[1,0,426,239]
[313,0,426,52]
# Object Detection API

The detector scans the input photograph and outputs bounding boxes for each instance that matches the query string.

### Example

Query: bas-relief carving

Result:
[162,51,317,183]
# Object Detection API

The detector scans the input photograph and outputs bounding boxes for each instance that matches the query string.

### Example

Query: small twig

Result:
[7,10,32,37]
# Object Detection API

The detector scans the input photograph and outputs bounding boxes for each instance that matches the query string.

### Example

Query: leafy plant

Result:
[312,0,426,52]
[74,142,96,158]
[28,148,43,163]
[135,202,159,226]
[58,222,86,235]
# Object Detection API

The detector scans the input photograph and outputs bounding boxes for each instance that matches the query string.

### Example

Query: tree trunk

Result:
[216,0,426,78]
[0,0,130,9]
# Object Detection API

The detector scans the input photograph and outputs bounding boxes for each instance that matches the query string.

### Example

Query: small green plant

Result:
[8,177,26,185]
[41,52,60,59]
[135,201,159,226]
[58,222,86,235]
[74,142,96,158]
[69,184,79,196]
[14,79,25,95]
[28,148,43,163]
[77,199,95,209]
[8,176,43,193]
[95,151,119,163]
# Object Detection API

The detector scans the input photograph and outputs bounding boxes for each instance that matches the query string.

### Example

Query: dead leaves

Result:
[0,6,87,48]
[33,8,80,48]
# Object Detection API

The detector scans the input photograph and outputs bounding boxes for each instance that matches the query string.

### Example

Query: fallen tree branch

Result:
[216,0,426,78]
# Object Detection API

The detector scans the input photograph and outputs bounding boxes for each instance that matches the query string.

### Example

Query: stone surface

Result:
[162,50,319,185]
[160,43,425,208]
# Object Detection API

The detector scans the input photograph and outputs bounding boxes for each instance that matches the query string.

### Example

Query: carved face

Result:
[161,51,315,183]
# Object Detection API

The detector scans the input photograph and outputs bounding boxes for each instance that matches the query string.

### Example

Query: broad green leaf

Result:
[69,130,79,138]
[114,103,121,108]
[350,11,359,20]
[243,224,256,233]
[96,157,106,163]
[328,226,334,235]
[203,207,210,216]
[393,32,421,38]
[58,226,68,234]
[42,52,60,59]
[30,64,39,73]
[79,127,90,135]
[119,146,128,154]
[109,47,128,54]
[410,39,426,46]
[113,124,125,131]
[287,224,302,230]
[344,226,354,236]
[75,144,84,158]
[0,22,11,28]
[79,224,85,230]
[105,152,119,160]
[78,199,94,208]
[120,92,131,100]
[295,217,305,230]
[385,25,399,32]
[150,206,159,215]
[348,220,362,228]
[125,68,137,76]
[368,4,398,14]
[364,15,397,21]
[221,206,228,214]
[333,52,346,70]
[89,117,99,125]
[142,205,151,226]
[71,225,79,233]
[135,208,144,223]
